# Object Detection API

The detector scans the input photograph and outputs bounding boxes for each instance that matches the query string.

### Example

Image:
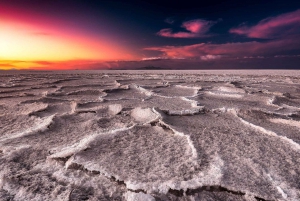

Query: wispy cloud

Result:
[157,19,217,38]
[230,9,300,38]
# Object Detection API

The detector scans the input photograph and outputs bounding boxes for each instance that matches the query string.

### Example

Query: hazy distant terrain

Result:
[0,70,300,201]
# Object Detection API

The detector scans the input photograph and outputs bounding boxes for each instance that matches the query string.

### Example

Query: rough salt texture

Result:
[0,70,300,201]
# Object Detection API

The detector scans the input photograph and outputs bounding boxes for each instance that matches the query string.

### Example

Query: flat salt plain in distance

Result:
[0,70,300,201]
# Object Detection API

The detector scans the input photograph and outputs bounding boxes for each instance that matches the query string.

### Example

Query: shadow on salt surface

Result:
[272,96,300,109]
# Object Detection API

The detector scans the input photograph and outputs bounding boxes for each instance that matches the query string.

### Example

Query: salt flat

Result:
[0,70,300,201]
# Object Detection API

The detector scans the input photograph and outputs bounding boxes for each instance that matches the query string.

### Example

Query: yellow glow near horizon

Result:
[0,20,105,61]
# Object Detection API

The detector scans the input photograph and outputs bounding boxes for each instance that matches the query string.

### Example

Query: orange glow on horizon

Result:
[0,5,138,70]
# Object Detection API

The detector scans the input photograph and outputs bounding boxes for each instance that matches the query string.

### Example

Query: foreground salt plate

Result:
[66,125,202,191]
[0,70,300,201]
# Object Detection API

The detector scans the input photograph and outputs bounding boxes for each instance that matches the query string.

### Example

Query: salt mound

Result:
[108,104,122,115]
[131,107,158,124]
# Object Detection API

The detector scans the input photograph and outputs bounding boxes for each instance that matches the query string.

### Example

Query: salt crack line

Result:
[230,109,300,152]
[152,108,198,161]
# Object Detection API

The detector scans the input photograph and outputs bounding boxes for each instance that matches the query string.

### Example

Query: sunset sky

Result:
[1,0,300,70]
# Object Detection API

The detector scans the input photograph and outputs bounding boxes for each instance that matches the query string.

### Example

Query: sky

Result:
[0,0,300,70]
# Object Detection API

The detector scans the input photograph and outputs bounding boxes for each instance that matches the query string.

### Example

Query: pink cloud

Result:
[230,9,300,38]
[145,37,300,58]
[157,19,216,38]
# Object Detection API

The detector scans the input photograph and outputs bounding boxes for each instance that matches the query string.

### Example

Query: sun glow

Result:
[0,5,136,70]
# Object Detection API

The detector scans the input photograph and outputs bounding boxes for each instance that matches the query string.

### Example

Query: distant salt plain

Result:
[0,70,300,201]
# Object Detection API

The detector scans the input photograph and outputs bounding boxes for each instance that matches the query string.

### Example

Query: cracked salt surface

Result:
[0,70,300,201]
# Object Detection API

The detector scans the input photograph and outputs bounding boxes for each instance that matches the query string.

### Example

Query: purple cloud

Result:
[230,9,300,38]
[157,19,217,38]
[145,37,300,58]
